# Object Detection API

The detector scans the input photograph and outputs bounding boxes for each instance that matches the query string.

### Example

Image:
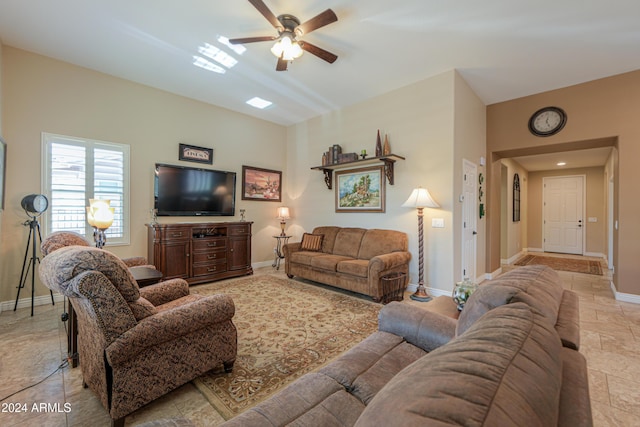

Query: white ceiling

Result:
[0,0,635,170]
[512,147,613,172]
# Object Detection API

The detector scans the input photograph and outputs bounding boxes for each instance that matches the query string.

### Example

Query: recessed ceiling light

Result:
[246,97,273,109]
[557,162,566,166]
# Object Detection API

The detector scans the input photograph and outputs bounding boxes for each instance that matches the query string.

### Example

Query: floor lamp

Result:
[402,187,440,302]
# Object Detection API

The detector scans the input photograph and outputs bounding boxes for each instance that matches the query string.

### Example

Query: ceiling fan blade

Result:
[300,41,338,64]
[248,0,284,32]
[295,9,338,36]
[229,36,277,45]
[276,55,288,71]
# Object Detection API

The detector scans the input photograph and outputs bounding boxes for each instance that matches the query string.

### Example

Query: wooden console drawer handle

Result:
[207,254,217,259]
[207,267,217,272]
[207,242,217,247]
[171,232,183,237]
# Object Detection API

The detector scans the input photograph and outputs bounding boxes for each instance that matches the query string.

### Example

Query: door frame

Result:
[461,159,478,280]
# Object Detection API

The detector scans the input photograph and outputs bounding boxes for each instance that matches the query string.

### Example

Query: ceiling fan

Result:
[229,0,338,71]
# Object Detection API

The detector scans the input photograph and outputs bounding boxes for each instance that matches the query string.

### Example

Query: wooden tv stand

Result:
[147,221,253,285]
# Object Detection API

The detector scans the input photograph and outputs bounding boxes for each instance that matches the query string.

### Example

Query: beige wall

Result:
[453,72,488,282]
[527,167,605,255]
[488,70,640,296]
[287,70,487,292]
[0,47,286,304]
[499,159,528,262]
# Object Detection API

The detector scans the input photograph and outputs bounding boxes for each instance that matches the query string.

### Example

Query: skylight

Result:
[198,43,238,68]
[192,56,226,74]
[218,36,247,55]
[246,97,273,109]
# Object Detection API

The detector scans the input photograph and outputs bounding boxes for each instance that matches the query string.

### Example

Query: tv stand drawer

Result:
[193,261,228,277]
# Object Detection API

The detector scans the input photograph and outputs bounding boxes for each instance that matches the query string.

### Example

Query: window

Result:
[42,133,130,245]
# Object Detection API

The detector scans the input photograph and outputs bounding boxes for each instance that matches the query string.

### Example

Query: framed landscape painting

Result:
[242,165,282,202]
[335,166,385,213]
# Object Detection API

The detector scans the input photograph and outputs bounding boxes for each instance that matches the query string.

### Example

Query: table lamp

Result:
[276,206,290,236]
[87,199,114,249]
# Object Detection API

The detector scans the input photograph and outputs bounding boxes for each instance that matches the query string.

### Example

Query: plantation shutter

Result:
[43,133,130,245]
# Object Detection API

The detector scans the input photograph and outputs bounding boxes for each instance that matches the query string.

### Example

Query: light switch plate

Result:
[588,217,597,222]
[432,218,445,228]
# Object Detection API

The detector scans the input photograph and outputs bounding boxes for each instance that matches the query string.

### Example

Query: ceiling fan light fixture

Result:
[270,35,303,61]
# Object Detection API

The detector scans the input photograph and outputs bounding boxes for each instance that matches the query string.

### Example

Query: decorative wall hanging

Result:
[478,172,485,219]
[179,143,213,164]
[513,173,521,222]
[0,137,6,211]
[242,166,282,202]
[335,166,385,213]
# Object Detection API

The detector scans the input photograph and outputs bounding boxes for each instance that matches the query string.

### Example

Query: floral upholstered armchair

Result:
[39,246,237,427]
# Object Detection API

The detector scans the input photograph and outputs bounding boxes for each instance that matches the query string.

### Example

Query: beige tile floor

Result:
[1,261,639,426]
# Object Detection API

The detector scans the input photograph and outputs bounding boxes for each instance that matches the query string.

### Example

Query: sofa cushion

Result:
[355,303,563,427]
[300,233,324,251]
[289,250,326,266]
[221,372,365,427]
[312,226,341,254]
[320,331,427,405]
[357,229,408,260]
[456,265,563,336]
[336,259,369,278]
[332,228,367,258]
[311,254,354,272]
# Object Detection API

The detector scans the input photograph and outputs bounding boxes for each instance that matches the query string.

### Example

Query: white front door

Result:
[543,176,584,255]
[462,160,478,280]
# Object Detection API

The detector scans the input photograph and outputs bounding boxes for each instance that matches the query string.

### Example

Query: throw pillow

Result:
[300,233,323,251]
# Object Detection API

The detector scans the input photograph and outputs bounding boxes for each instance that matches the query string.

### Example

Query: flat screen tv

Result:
[154,163,236,216]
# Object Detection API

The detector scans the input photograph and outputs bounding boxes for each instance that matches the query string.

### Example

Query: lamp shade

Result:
[402,187,440,209]
[276,206,291,220]
[88,199,114,229]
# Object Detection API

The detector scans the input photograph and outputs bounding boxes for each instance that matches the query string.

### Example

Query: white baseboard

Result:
[501,250,526,266]
[527,247,544,253]
[584,252,606,259]
[1,293,64,312]
[610,281,640,304]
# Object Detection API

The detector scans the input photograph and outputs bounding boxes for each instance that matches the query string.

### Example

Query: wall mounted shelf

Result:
[311,154,405,189]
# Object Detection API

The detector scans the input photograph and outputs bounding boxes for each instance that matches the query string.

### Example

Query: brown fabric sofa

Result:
[221,265,592,427]
[39,246,237,427]
[283,226,411,302]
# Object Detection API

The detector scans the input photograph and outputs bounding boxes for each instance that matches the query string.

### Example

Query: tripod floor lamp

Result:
[402,187,440,302]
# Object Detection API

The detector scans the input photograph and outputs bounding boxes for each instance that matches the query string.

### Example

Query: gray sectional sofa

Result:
[221,265,592,426]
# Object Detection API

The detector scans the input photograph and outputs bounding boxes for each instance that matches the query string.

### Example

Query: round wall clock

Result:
[528,106,567,137]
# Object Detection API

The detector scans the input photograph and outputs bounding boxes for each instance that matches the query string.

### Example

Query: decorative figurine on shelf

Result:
[375,130,383,157]
[360,149,367,159]
[150,208,158,225]
[240,209,246,221]
[383,134,391,155]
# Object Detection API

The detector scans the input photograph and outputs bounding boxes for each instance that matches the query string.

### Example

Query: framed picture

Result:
[335,166,385,213]
[242,165,282,202]
[179,143,213,164]
[0,137,5,211]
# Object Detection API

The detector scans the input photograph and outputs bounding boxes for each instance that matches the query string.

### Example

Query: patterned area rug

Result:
[514,254,603,275]
[191,275,380,419]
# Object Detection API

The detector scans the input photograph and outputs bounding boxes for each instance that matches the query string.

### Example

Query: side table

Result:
[272,235,291,270]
